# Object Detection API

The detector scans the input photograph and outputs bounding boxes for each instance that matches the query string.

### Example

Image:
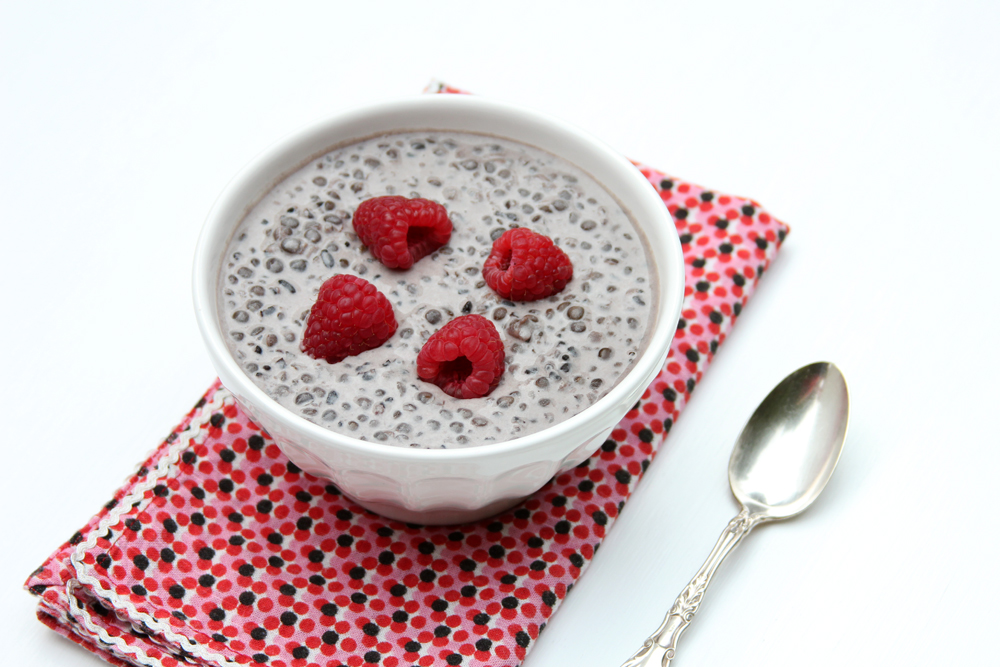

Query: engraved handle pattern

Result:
[621,508,762,667]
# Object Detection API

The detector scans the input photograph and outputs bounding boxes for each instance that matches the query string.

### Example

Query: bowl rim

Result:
[193,94,684,463]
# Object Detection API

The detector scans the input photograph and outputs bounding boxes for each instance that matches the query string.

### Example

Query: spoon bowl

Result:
[730,361,849,520]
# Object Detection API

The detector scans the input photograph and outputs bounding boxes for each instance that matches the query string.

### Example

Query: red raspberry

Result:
[353,196,452,270]
[416,315,505,399]
[300,274,397,364]
[482,228,573,301]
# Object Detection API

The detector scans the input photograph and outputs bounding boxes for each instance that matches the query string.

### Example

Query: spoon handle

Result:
[620,508,761,667]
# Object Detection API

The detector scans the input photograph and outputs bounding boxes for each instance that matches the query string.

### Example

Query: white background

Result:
[2,2,998,665]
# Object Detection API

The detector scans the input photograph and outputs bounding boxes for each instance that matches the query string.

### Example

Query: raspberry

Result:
[353,196,452,270]
[416,315,505,399]
[482,228,573,301]
[300,274,397,364]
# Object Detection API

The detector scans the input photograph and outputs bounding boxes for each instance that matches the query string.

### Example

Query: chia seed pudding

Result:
[219,131,657,448]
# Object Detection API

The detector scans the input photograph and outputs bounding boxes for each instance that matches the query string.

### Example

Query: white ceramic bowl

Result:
[193,95,684,525]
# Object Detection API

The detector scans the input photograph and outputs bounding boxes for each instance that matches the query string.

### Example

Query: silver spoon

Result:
[622,361,850,667]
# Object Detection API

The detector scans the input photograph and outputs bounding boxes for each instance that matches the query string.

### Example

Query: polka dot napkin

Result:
[25,84,789,667]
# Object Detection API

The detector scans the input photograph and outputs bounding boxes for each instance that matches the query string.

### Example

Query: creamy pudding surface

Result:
[219,131,657,448]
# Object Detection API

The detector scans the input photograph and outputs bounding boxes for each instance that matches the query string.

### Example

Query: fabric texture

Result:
[26,84,789,667]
